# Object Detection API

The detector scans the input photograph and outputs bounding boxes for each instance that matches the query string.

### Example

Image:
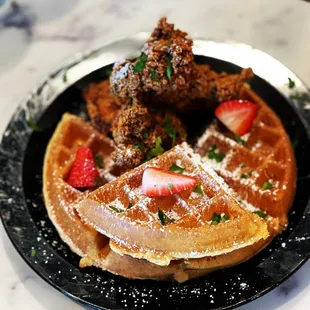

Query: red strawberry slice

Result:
[142,167,197,197]
[67,146,100,188]
[215,100,257,136]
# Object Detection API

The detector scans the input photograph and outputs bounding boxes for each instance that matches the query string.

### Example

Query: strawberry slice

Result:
[67,146,100,188]
[215,100,257,136]
[142,167,197,197]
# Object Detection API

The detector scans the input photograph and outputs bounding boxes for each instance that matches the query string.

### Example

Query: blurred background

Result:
[0,0,309,310]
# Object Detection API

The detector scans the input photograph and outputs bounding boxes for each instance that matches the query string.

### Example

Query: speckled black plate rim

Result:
[0,34,309,310]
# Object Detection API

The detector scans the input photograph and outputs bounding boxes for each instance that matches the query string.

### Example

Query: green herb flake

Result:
[234,134,248,147]
[93,177,104,187]
[95,154,104,169]
[288,77,296,89]
[169,163,184,174]
[240,164,246,168]
[241,170,253,179]
[134,141,145,152]
[167,183,173,191]
[210,212,229,225]
[207,144,225,163]
[127,202,133,209]
[262,181,273,190]
[30,249,36,257]
[109,206,124,213]
[149,67,158,81]
[238,199,243,204]
[210,213,221,225]
[147,137,165,159]
[134,54,148,73]
[165,55,172,80]
[221,214,230,222]
[193,184,204,195]
[254,210,268,219]
[27,119,41,132]
[165,118,178,146]
[158,209,175,226]
[142,131,149,139]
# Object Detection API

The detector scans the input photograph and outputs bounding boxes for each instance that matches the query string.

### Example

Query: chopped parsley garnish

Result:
[193,184,204,195]
[234,134,247,147]
[254,210,268,219]
[167,183,173,191]
[149,67,158,81]
[262,181,273,190]
[165,55,172,80]
[169,163,184,174]
[27,119,41,132]
[134,54,147,73]
[158,209,175,226]
[240,170,253,179]
[165,117,178,146]
[288,77,295,89]
[210,212,229,225]
[207,144,225,163]
[221,214,230,222]
[93,177,104,187]
[109,206,124,213]
[95,154,104,168]
[30,249,36,257]
[240,164,246,168]
[127,202,133,209]
[238,199,243,204]
[147,137,165,159]
[134,141,145,152]
[142,131,149,139]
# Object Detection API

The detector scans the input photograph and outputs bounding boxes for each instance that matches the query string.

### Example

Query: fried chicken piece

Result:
[111,101,187,168]
[84,80,121,133]
[149,65,254,110]
[110,17,194,100]
[110,18,253,111]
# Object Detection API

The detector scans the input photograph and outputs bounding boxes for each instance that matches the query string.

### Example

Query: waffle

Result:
[43,113,188,280]
[195,86,296,229]
[76,142,268,266]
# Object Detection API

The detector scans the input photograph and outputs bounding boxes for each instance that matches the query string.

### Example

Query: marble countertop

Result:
[0,0,309,309]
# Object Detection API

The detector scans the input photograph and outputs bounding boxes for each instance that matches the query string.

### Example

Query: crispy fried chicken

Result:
[110,18,253,111]
[111,101,186,168]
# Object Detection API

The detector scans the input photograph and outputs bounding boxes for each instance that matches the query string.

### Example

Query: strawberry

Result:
[215,100,257,136]
[142,167,197,197]
[67,146,100,188]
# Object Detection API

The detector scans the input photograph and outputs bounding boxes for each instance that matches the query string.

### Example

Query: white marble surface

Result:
[0,0,309,309]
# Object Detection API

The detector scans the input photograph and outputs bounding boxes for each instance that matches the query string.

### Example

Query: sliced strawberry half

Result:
[215,100,257,136]
[67,146,100,188]
[142,167,197,197]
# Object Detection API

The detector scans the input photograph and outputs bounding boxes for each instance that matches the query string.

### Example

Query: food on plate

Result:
[110,18,253,111]
[195,86,296,226]
[43,18,296,282]
[76,143,268,267]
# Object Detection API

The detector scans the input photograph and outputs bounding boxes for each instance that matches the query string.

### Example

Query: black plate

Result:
[1,37,310,310]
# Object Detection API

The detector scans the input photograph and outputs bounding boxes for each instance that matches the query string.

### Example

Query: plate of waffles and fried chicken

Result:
[1,18,309,310]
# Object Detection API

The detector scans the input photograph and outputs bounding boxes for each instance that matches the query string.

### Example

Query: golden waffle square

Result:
[76,142,269,266]
[195,86,296,228]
